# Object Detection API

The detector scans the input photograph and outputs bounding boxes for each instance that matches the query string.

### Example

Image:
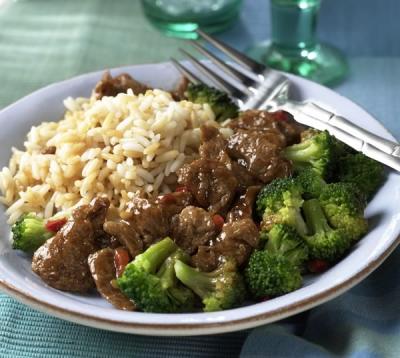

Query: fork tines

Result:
[170,28,271,101]
[195,29,266,74]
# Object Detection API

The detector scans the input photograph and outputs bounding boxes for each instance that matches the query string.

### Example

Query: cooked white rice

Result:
[0,88,233,224]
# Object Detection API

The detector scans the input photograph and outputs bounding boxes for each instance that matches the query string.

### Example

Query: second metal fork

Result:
[171,29,400,172]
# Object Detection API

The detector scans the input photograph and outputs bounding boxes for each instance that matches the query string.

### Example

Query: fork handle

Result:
[282,101,400,172]
[299,102,400,157]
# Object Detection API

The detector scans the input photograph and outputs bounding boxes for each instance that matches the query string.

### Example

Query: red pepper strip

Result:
[45,217,67,233]
[273,110,289,121]
[159,193,177,205]
[212,214,225,231]
[114,247,131,278]
[175,186,188,193]
[307,259,329,273]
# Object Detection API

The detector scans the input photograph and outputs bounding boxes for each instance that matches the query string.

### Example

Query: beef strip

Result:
[227,129,292,183]
[226,185,261,223]
[123,191,193,248]
[88,196,113,248]
[154,190,193,219]
[41,146,56,155]
[88,248,135,311]
[171,76,190,101]
[231,161,261,189]
[191,246,219,272]
[213,219,259,267]
[32,197,110,293]
[103,220,143,258]
[94,72,149,99]
[192,218,259,271]
[199,125,232,168]
[171,206,217,255]
[177,158,238,215]
[229,110,303,146]
[126,196,170,248]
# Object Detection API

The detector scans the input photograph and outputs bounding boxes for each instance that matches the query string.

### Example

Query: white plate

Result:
[0,63,399,336]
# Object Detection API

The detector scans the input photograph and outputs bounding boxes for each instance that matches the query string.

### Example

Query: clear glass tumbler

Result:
[141,0,243,39]
[247,0,348,85]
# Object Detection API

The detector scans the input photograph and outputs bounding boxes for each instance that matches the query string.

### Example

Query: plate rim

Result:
[1,233,399,335]
[0,62,399,336]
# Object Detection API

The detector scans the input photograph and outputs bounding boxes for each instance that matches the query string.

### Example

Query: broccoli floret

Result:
[11,213,54,253]
[319,183,368,241]
[245,224,307,298]
[174,258,246,312]
[331,135,356,158]
[296,170,368,241]
[302,199,352,262]
[245,250,302,298]
[117,237,196,313]
[256,177,308,236]
[283,130,335,179]
[266,224,309,271]
[185,83,238,121]
[337,153,385,200]
[296,167,327,199]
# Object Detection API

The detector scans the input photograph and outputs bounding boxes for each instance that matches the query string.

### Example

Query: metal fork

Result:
[170,29,400,172]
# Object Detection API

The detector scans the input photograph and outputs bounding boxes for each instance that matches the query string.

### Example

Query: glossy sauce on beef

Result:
[94,72,149,99]
[171,206,217,255]
[88,248,135,311]
[226,186,261,223]
[32,197,110,293]
[178,159,238,215]
[192,218,259,272]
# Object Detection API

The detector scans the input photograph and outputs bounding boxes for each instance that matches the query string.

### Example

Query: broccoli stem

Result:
[303,199,331,235]
[174,260,214,299]
[25,218,53,240]
[136,237,177,274]
[158,256,176,289]
[158,250,189,289]
[291,208,309,237]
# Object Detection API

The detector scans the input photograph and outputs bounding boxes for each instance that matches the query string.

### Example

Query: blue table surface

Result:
[1,0,400,357]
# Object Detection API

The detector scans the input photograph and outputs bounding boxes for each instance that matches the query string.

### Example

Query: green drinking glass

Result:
[141,0,243,39]
[247,0,348,85]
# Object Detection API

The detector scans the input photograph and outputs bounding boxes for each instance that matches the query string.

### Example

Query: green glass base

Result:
[144,17,237,39]
[247,41,348,86]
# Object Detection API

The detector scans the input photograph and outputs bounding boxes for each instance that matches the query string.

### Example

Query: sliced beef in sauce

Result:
[32,197,110,293]
[88,196,113,248]
[231,161,261,189]
[154,190,193,219]
[192,219,259,271]
[94,72,149,99]
[171,206,217,255]
[227,129,292,183]
[41,146,56,155]
[171,76,190,101]
[199,125,232,168]
[191,246,219,272]
[104,191,192,256]
[213,219,259,266]
[103,220,143,258]
[178,158,238,215]
[229,110,303,146]
[226,185,261,223]
[88,248,135,311]
[126,196,170,248]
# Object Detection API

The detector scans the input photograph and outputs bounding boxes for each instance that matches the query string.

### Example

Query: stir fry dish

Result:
[0,72,385,313]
